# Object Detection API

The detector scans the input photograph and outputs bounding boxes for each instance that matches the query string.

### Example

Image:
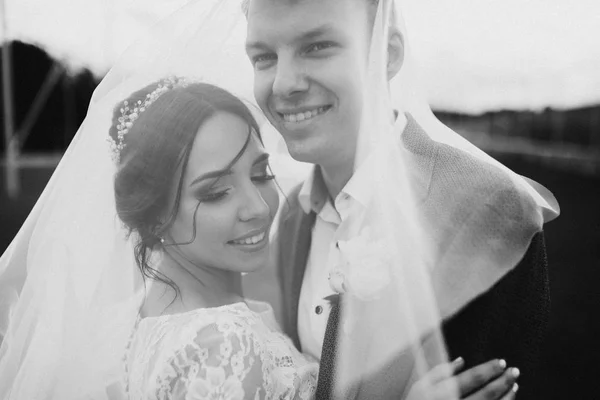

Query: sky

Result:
[1,0,600,114]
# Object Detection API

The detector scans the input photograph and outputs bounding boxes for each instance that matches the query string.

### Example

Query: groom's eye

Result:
[305,41,335,54]
[251,53,277,70]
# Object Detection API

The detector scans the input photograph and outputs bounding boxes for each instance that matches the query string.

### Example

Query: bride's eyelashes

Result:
[251,161,276,183]
[197,188,230,203]
[251,172,276,183]
[195,173,275,204]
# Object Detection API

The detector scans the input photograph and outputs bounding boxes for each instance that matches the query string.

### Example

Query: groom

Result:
[245,0,550,398]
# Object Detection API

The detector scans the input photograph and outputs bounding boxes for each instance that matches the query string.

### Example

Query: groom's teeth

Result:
[283,107,327,123]
[232,232,265,245]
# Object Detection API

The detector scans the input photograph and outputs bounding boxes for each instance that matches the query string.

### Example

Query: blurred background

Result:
[1,0,599,398]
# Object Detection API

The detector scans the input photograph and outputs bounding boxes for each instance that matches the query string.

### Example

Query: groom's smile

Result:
[275,104,333,127]
[278,105,331,124]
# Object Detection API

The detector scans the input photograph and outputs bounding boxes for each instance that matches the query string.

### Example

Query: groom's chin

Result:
[284,139,320,164]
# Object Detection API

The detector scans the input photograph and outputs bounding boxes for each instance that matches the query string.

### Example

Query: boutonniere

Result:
[328,227,394,301]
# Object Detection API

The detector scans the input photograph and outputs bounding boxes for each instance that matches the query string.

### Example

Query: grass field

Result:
[1,153,598,399]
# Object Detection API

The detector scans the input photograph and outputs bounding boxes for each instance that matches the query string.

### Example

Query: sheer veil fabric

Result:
[0,0,559,398]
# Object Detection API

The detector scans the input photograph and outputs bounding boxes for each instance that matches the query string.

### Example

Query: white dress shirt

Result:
[296,113,408,360]
[296,172,353,361]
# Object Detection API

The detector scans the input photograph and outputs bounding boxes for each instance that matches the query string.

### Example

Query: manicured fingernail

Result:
[511,367,520,378]
[512,383,519,393]
[452,357,464,367]
[498,359,507,369]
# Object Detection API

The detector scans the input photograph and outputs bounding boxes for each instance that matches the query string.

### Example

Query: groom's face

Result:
[246,0,372,166]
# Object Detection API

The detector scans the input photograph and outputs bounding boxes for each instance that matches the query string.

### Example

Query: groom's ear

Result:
[387,28,404,81]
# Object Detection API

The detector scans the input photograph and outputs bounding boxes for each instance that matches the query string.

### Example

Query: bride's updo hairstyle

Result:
[108,79,262,286]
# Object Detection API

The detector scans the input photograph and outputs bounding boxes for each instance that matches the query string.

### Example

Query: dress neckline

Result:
[138,299,271,322]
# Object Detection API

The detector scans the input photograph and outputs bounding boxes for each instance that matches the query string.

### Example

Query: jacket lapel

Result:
[281,207,316,350]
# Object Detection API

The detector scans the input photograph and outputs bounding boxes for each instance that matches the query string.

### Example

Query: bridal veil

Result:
[0,0,559,398]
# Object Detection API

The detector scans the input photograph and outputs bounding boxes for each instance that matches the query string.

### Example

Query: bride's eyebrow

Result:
[190,169,233,187]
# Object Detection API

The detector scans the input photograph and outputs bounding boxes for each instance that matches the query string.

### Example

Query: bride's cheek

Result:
[194,206,233,243]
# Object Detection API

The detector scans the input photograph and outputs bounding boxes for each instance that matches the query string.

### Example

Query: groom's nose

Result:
[272,58,309,99]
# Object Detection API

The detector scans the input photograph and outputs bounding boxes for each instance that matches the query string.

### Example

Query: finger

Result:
[431,376,461,400]
[499,383,519,400]
[426,358,465,384]
[464,367,520,400]
[452,357,466,374]
[455,359,507,396]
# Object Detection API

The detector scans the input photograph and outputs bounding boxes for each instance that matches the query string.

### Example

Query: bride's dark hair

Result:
[109,80,262,291]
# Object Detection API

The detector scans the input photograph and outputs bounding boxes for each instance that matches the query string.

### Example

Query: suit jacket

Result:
[276,116,550,400]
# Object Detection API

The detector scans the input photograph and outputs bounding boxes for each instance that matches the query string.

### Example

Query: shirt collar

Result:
[298,165,329,215]
[298,112,409,215]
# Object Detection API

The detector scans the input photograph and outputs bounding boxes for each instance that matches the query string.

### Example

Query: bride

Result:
[111,78,317,399]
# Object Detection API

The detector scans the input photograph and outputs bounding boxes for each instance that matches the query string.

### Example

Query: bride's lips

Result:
[228,227,269,252]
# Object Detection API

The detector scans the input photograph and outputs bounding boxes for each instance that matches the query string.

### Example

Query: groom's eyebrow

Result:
[245,24,335,52]
[296,25,335,42]
[245,40,269,52]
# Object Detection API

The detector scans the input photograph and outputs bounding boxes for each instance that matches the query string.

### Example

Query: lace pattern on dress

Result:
[126,302,317,400]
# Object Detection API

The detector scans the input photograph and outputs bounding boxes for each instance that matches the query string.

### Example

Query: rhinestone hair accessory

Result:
[108,76,190,163]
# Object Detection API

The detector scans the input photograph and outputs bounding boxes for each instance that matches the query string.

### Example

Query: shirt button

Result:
[315,305,323,315]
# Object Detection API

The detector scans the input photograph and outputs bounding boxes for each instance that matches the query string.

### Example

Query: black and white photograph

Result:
[1,0,598,399]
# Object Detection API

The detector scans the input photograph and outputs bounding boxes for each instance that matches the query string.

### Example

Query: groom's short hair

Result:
[242,0,381,25]
[242,0,400,40]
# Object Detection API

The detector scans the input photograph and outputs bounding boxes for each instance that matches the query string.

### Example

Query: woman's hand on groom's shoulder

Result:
[406,357,520,400]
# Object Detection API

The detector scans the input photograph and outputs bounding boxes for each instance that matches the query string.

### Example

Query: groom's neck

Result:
[319,109,403,201]
[320,160,354,201]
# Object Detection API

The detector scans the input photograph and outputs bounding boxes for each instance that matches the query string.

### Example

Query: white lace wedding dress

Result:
[125,300,318,400]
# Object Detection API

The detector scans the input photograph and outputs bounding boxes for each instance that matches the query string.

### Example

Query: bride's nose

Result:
[238,184,270,222]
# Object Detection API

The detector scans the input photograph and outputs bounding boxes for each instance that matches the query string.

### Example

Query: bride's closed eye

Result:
[252,173,276,183]
[195,168,274,204]
[251,164,276,183]
[196,188,230,203]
